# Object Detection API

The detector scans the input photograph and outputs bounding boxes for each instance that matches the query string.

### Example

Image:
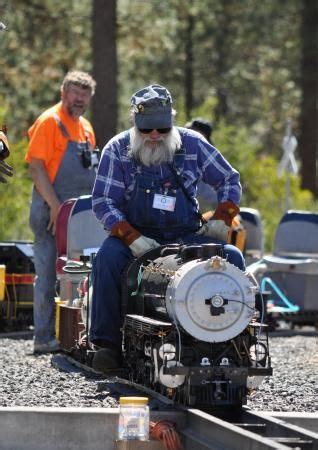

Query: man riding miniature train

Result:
[89,83,245,373]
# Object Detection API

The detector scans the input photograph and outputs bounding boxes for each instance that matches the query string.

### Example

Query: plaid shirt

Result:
[92,127,241,230]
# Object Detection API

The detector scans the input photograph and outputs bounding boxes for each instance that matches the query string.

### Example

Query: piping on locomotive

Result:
[57,242,272,409]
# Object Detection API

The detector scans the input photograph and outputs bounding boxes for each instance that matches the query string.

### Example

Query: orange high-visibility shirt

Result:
[25,102,96,183]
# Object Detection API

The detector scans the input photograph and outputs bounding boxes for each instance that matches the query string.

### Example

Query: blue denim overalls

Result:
[30,117,96,344]
[90,143,245,347]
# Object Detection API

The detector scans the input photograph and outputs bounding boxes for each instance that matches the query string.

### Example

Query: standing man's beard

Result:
[129,127,182,166]
[67,102,86,118]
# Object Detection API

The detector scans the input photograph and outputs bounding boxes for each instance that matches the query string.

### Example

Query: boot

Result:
[92,342,121,372]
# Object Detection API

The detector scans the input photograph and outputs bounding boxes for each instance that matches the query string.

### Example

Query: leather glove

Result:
[111,221,160,257]
[129,235,160,257]
[196,219,230,242]
[212,201,240,227]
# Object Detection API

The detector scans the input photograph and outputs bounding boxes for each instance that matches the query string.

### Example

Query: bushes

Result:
[213,121,316,251]
[0,137,33,241]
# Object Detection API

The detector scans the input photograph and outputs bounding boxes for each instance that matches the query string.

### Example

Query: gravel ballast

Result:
[0,333,317,412]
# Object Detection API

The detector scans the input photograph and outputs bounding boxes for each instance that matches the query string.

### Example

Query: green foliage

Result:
[0,137,33,241]
[210,120,315,251]
[118,0,300,147]
[0,0,305,150]
[0,101,31,240]
[242,154,315,251]
[0,0,92,140]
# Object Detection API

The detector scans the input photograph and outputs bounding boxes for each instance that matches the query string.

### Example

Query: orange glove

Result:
[212,201,240,227]
[111,221,140,246]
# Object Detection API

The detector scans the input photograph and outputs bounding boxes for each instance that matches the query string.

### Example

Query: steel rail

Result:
[181,408,317,450]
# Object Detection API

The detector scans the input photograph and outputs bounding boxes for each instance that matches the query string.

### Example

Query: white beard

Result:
[129,127,181,166]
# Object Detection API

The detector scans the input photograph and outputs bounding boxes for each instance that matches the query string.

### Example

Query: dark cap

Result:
[131,84,173,129]
[186,118,213,143]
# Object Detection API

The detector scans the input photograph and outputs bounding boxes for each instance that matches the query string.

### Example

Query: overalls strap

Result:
[53,113,70,139]
[168,149,206,224]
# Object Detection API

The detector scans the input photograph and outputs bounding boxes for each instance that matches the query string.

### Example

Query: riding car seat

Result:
[55,195,107,302]
[239,207,264,265]
[251,210,318,316]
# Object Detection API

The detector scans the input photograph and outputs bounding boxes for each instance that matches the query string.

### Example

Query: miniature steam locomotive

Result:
[59,241,272,410]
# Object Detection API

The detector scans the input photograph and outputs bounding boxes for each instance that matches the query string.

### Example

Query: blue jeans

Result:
[30,190,57,343]
[89,235,245,347]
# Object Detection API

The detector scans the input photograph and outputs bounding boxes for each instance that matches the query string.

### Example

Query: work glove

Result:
[197,201,239,242]
[129,235,160,257]
[196,219,230,242]
[111,221,160,257]
[211,201,240,227]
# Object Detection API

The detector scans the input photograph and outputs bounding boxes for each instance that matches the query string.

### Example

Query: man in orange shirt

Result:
[25,70,97,354]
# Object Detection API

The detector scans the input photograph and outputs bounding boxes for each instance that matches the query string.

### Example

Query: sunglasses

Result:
[138,127,172,134]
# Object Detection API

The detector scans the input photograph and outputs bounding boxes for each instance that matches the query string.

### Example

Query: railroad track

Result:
[53,353,318,450]
[183,408,318,449]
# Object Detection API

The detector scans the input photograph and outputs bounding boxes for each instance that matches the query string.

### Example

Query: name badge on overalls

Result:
[153,194,176,212]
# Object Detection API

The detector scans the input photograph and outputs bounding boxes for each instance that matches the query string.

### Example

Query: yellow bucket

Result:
[55,297,67,339]
[0,265,5,301]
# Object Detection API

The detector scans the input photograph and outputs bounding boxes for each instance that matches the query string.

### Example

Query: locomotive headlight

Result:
[159,343,176,361]
[249,343,267,362]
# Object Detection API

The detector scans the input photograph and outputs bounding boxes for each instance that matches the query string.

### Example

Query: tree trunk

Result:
[299,0,318,196]
[91,0,117,149]
[184,11,194,120]
[214,1,231,123]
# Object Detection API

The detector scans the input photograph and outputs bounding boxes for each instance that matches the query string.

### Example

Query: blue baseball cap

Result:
[131,84,173,129]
